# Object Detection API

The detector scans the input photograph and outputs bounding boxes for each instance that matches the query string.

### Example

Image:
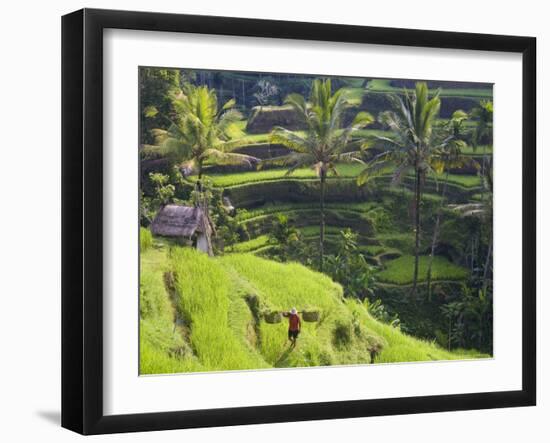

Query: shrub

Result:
[324,229,376,299]
[364,298,400,328]
[333,320,352,348]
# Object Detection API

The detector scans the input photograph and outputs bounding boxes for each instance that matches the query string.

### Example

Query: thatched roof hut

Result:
[151,204,214,255]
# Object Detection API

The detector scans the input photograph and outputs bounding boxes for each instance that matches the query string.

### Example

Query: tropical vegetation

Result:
[139,68,494,373]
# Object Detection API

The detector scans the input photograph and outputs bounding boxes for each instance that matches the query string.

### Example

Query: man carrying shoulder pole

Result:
[282,308,301,348]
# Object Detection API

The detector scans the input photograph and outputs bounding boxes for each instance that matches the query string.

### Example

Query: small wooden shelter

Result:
[151,204,215,255]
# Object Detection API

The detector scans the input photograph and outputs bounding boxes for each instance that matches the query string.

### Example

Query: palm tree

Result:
[450,165,493,292]
[426,110,473,298]
[269,79,374,271]
[153,83,259,180]
[470,100,493,178]
[363,82,442,294]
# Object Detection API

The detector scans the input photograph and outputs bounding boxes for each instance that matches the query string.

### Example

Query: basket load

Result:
[263,310,282,324]
[301,309,320,322]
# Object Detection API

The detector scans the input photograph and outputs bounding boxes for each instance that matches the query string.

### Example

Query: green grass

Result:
[140,227,153,251]
[195,163,481,190]
[196,163,365,187]
[362,244,401,257]
[409,172,481,189]
[230,224,371,256]
[229,235,271,253]
[300,225,343,238]
[367,79,493,98]
[139,246,204,374]
[236,201,377,223]
[460,145,493,156]
[229,121,392,145]
[140,244,486,374]
[377,255,469,285]
[222,253,355,366]
[344,301,480,363]
[375,232,415,255]
[171,248,269,371]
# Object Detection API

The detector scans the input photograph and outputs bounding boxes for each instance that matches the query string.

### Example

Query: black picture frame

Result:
[62,8,537,435]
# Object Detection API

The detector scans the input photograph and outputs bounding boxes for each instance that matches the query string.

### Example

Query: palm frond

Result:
[221,137,258,152]
[450,203,486,218]
[161,137,192,159]
[218,109,244,136]
[270,127,311,154]
[284,93,308,117]
[221,98,237,111]
[351,111,374,128]
[357,156,392,186]
[283,153,317,175]
[390,161,411,186]
[337,151,363,163]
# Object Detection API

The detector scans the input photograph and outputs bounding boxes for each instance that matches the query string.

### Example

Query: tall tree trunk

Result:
[426,172,449,300]
[480,144,487,199]
[319,170,326,272]
[470,238,475,275]
[197,158,204,181]
[479,314,483,351]
[412,167,422,295]
[482,235,493,292]
[447,317,452,351]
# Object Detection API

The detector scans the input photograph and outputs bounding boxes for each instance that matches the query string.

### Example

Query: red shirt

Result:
[287,313,301,331]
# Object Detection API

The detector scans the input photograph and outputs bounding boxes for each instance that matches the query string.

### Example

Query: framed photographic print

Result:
[61,8,536,435]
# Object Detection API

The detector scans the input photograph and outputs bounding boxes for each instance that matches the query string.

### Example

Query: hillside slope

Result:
[140,244,486,375]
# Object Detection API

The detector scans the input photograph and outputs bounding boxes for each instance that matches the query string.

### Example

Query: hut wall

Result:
[197,234,209,254]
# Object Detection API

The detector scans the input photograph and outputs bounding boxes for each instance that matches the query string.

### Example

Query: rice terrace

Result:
[139,68,493,374]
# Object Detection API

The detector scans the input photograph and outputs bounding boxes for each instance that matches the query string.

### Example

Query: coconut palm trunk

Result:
[426,171,450,299]
[197,158,204,180]
[369,83,441,295]
[412,166,422,294]
[447,316,452,351]
[269,79,374,273]
[482,236,493,292]
[319,169,326,271]
[480,146,487,199]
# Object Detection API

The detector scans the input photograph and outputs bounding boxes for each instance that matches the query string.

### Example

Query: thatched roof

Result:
[151,205,212,238]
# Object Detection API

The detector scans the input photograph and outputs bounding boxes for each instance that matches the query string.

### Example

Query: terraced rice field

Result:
[140,245,486,374]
